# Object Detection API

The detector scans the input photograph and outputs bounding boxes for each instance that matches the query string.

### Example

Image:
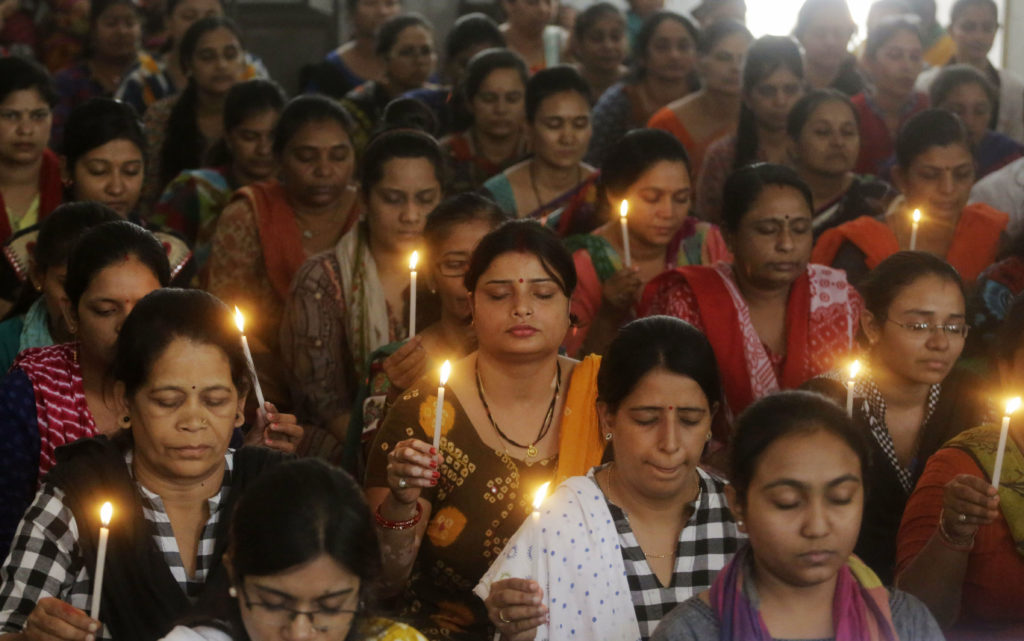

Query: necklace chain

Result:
[475,359,561,458]
[605,464,702,560]
[529,161,582,214]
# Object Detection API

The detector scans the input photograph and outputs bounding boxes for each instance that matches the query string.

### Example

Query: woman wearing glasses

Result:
[804,251,987,584]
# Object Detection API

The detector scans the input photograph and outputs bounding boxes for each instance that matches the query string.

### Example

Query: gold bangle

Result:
[938,509,975,550]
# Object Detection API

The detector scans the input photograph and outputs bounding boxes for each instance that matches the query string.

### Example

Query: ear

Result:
[222,553,236,585]
[597,400,615,436]
[891,164,907,194]
[860,308,882,347]
[60,297,78,334]
[28,259,44,292]
[721,227,737,256]
[113,380,131,427]
[235,393,247,428]
[786,137,800,164]
[724,483,746,533]
[708,400,720,422]
[59,155,71,184]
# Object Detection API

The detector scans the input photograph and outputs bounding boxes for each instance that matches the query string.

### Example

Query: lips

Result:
[170,445,212,458]
[508,324,538,337]
[798,550,836,565]
[919,359,950,372]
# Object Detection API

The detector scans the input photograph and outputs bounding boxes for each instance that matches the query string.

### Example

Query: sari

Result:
[440,130,527,195]
[482,169,602,237]
[640,262,862,426]
[0,149,62,243]
[646,107,731,184]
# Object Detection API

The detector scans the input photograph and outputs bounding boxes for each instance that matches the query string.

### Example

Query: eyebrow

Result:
[484,278,556,285]
[899,309,966,318]
[628,405,706,412]
[761,474,861,491]
[150,384,234,393]
[252,585,355,600]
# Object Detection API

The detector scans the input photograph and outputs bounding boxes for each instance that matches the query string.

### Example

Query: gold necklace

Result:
[605,464,702,560]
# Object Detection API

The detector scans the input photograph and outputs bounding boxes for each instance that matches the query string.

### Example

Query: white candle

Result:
[432,360,451,452]
[619,200,632,267]
[409,251,419,338]
[992,397,1021,489]
[532,481,551,522]
[90,502,112,620]
[909,209,921,251]
[233,307,266,411]
[846,360,861,417]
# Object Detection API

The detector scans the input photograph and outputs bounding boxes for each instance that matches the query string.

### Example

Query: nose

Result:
[558,125,575,146]
[107,171,126,195]
[284,613,317,641]
[658,417,681,454]
[256,135,272,157]
[312,157,331,178]
[801,497,830,539]
[938,171,956,194]
[925,326,951,351]
[776,227,795,253]
[511,290,533,318]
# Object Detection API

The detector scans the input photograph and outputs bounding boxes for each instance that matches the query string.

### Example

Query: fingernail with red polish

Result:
[429,446,436,454]
[430,479,437,486]
[432,470,440,478]
[430,459,437,468]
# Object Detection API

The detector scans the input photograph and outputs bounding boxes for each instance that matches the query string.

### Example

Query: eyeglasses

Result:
[239,585,358,632]
[436,258,469,278]
[886,318,970,338]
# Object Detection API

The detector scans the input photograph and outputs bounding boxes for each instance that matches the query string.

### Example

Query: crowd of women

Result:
[2,0,1024,639]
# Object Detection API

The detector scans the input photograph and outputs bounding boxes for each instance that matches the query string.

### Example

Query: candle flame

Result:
[619,199,628,219]
[410,251,419,271]
[1007,397,1021,415]
[912,209,921,223]
[233,306,245,333]
[439,360,451,385]
[532,481,551,510]
[848,360,861,380]
[100,502,113,526]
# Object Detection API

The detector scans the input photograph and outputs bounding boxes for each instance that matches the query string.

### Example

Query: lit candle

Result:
[409,251,419,338]
[909,209,921,251]
[233,307,266,412]
[532,481,551,521]
[432,360,451,452]
[619,199,632,267]
[992,397,1021,489]
[90,502,112,620]
[846,360,861,417]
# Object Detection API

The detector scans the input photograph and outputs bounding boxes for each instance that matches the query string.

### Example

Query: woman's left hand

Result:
[485,578,547,641]
[245,402,304,454]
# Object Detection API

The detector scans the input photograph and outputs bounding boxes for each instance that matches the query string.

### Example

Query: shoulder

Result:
[593,83,629,110]
[888,589,944,641]
[13,343,74,371]
[649,597,717,641]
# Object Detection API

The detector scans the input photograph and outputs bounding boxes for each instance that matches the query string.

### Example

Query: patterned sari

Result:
[483,169,602,237]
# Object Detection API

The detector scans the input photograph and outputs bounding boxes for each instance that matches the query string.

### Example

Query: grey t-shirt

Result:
[650,589,945,641]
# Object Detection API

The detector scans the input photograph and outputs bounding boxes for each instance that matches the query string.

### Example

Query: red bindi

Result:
[518,278,524,283]
[668,406,674,410]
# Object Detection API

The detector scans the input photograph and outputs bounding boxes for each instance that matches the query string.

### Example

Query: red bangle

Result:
[375,502,422,530]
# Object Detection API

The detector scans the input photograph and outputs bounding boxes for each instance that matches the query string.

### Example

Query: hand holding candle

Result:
[909,209,921,251]
[409,251,419,338]
[846,360,861,417]
[992,396,1021,489]
[432,360,451,454]
[233,307,266,412]
[90,502,112,620]
[619,200,632,267]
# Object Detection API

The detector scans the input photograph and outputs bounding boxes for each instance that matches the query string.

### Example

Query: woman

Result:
[482,65,599,236]
[852,16,929,176]
[339,13,438,153]
[364,220,606,640]
[279,129,442,456]
[160,459,427,641]
[344,194,508,473]
[929,65,1024,180]
[0,203,119,373]
[0,57,61,245]
[570,3,628,104]
[564,129,729,357]
[812,109,1009,287]
[477,316,744,641]
[50,0,142,146]
[695,35,805,224]
[647,19,752,185]
[302,0,403,98]
[641,163,861,435]
[585,11,698,167]
[804,252,986,584]
[915,0,1024,143]
[0,288,298,640]
[794,0,864,95]
[207,95,359,408]
[788,89,899,238]
[440,48,528,195]
[499,0,564,73]
[142,16,248,208]
[896,295,1024,638]
[151,79,286,282]
[652,390,944,641]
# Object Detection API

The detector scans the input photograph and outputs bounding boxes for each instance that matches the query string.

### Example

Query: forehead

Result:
[751,429,862,482]
[623,368,709,407]
[880,29,922,51]
[888,274,965,313]
[651,19,692,41]
[147,338,235,383]
[536,91,589,117]
[372,156,440,188]
[0,89,48,110]
[195,27,240,48]
[742,185,811,222]
[393,25,431,45]
[174,0,221,15]
[909,143,973,167]
[480,67,525,90]
[80,138,144,163]
[285,120,350,148]
[480,251,558,280]
[808,99,857,122]
[631,159,690,188]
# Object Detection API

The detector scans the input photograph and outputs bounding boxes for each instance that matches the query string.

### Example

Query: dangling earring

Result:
[228,586,238,598]
[736,520,744,528]
[604,432,613,441]
[120,415,131,428]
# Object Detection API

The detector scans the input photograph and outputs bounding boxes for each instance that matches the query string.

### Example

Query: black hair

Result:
[574,3,626,42]
[950,0,997,24]
[929,64,997,112]
[525,64,591,123]
[89,0,137,26]
[720,162,813,234]
[598,315,722,412]
[166,0,223,16]
[697,17,752,55]
[445,12,504,61]
[632,11,699,81]
[895,108,971,169]
[859,251,965,325]
[360,128,444,195]
[423,193,509,254]
[996,294,1024,363]
[0,56,57,108]
[160,16,243,187]
[730,390,870,503]
[464,219,577,297]
[600,129,691,201]
[272,94,354,158]
[794,0,856,39]
[345,0,399,13]
[378,97,439,137]
[786,88,857,140]
[62,98,145,171]
[734,35,804,169]
[64,220,171,311]
[865,16,922,61]
[374,13,432,58]
[204,78,287,167]
[113,288,248,396]
[462,48,528,105]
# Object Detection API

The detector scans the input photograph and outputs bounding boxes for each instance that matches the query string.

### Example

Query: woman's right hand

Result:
[485,578,547,641]
[601,266,642,310]
[385,438,439,505]
[941,474,1000,540]
[382,336,427,393]
[21,597,100,641]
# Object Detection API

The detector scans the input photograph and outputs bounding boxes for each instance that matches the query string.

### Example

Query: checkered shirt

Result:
[0,449,234,639]
[605,466,744,640]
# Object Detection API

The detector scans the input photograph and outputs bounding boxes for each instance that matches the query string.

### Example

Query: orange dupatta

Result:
[553,354,606,484]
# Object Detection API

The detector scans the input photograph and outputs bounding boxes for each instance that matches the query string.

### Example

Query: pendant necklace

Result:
[476,360,561,458]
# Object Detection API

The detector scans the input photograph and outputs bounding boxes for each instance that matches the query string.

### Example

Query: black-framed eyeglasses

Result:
[436,258,470,278]
[886,318,970,338]
[239,585,358,632]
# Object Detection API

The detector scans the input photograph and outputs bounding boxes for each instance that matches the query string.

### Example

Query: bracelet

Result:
[375,502,422,530]
[937,509,975,550]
